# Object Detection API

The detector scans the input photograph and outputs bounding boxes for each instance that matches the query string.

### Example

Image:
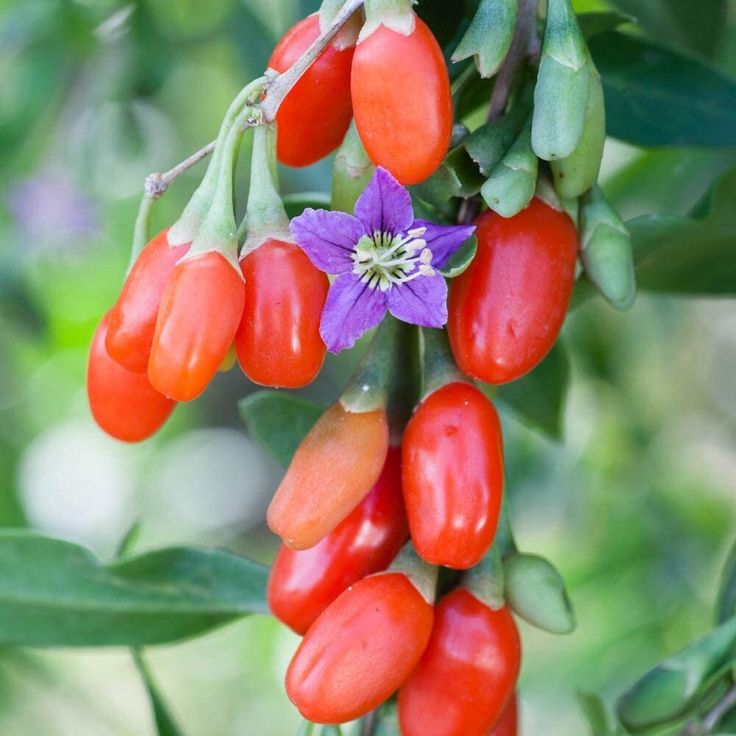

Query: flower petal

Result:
[413,220,476,269]
[387,274,448,328]
[354,167,414,236]
[320,274,388,353]
[290,208,364,275]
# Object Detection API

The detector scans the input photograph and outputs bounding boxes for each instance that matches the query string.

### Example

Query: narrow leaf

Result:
[716,540,736,625]
[239,391,323,468]
[590,31,736,147]
[133,650,185,736]
[0,531,268,647]
[578,691,616,736]
[440,236,477,278]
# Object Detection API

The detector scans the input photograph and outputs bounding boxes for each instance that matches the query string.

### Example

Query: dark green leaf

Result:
[493,341,570,440]
[412,146,484,209]
[577,11,635,40]
[716,539,736,625]
[282,192,331,219]
[617,616,736,732]
[239,391,323,468]
[578,691,615,736]
[133,651,185,736]
[441,236,477,278]
[0,531,268,647]
[372,701,400,736]
[628,165,736,294]
[590,31,736,147]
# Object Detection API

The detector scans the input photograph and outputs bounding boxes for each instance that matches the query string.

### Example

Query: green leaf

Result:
[716,539,736,625]
[133,651,185,736]
[372,701,401,736]
[628,165,736,294]
[282,192,332,219]
[590,31,736,147]
[239,391,323,468]
[617,616,736,732]
[504,553,576,634]
[577,11,635,40]
[440,235,477,278]
[493,341,570,440]
[578,691,616,736]
[413,146,484,209]
[0,531,268,647]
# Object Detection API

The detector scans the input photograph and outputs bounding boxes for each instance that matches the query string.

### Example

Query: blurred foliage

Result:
[0,0,734,734]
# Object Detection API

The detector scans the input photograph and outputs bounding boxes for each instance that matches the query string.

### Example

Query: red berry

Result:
[269,14,355,167]
[235,239,328,388]
[488,694,519,736]
[286,571,434,723]
[351,16,452,185]
[448,198,578,384]
[267,402,389,550]
[398,590,521,736]
[402,382,504,569]
[268,446,408,635]
[148,252,244,402]
[106,228,190,373]
[87,313,175,442]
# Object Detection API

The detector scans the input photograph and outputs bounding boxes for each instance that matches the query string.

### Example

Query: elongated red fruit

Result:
[148,252,244,402]
[106,229,190,373]
[488,695,519,736]
[267,402,389,550]
[270,14,355,167]
[236,239,328,388]
[448,198,578,384]
[286,571,434,723]
[351,16,452,185]
[399,591,521,736]
[268,446,407,635]
[402,382,504,569]
[88,313,175,442]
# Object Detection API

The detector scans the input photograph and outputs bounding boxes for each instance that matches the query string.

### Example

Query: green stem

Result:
[241,124,291,254]
[389,541,438,604]
[420,327,468,400]
[127,193,155,270]
[340,316,413,414]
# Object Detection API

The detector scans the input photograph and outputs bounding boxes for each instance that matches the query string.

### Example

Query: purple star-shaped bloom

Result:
[290,167,475,353]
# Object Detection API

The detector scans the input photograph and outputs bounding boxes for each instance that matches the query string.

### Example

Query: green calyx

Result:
[169,77,265,248]
[462,545,506,611]
[452,0,519,79]
[420,327,468,400]
[331,121,375,214]
[580,186,637,311]
[389,542,438,604]
[532,0,591,160]
[481,117,538,218]
[240,123,291,256]
[360,0,415,41]
[551,61,606,199]
[340,317,417,421]
[127,193,156,270]
[504,552,576,635]
[617,616,736,732]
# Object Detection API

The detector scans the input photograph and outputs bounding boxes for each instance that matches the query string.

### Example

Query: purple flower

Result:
[290,167,475,353]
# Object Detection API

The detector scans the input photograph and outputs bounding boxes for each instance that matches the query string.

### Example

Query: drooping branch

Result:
[143,0,365,200]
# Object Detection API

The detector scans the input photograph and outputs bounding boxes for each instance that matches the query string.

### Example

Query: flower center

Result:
[352,227,435,291]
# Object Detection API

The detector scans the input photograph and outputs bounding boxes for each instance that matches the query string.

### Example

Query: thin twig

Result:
[143,0,364,199]
[678,683,736,735]
[487,0,538,123]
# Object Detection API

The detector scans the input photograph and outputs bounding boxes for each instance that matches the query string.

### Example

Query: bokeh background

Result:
[1,0,735,733]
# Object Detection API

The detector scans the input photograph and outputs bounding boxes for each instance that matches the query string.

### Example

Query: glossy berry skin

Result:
[448,198,578,384]
[269,14,354,167]
[87,314,175,442]
[402,382,504,569]
[148,252,245,402]
[286,571,434,724]
[488,695,518,736]
[268,402,389,550]
[268,446,407,635]
[398,590,521,736]
[106,229,190,373]
[235,239,328,388]
[351,17,452,185]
